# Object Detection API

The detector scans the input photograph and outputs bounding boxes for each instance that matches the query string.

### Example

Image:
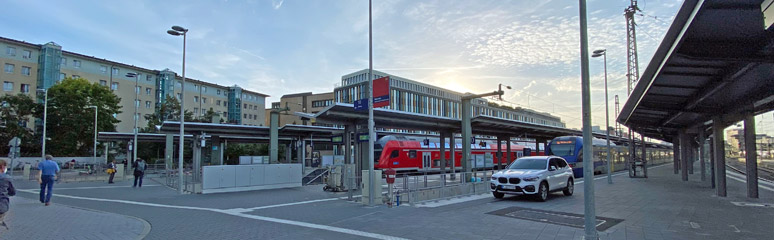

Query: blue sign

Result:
[354,98,368,111]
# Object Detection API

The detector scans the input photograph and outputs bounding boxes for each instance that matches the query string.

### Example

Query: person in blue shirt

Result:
[37,155,60,206]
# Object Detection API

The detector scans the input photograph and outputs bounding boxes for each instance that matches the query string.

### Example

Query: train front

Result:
[548,136,583,177]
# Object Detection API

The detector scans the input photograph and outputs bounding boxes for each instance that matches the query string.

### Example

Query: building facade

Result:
[265,92,335,127]
[1,36,267,133]
[334,69,565,128]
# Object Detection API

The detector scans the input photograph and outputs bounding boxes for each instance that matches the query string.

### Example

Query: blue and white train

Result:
[547,136,673,178]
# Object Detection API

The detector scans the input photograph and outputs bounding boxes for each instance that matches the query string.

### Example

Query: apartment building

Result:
[265,92,335,127]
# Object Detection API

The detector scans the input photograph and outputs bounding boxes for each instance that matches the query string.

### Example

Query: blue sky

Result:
[3,0,771,133]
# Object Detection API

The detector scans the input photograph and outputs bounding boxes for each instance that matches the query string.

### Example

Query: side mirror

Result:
[549,166,557,171]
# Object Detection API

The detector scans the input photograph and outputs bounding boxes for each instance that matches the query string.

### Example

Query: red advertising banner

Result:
[373,76,390,108]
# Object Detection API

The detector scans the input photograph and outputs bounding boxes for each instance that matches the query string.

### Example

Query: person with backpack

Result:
[133,158,147,188]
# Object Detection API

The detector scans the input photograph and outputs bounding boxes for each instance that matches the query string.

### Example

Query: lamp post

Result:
[126,72,140,167]
[168,25,188,194]
[37,88,48,158]
[86,106,98,165]
[592,49,612,184]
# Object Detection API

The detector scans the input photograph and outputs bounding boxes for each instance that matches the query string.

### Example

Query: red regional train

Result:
[375,135,541,172]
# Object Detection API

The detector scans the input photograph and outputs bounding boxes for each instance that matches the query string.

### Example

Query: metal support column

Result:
[461,99,472,182]
[709,136,716,189]
[192,136,202,188]
[506,137,512,164]
[688,138,695,175]
[269,111,279,163]
[165,134,174,171]
[440,132,447,174]
[744,113,758,198]
[450,132,456,180]
[286,143,292,163]
[496,136,502,170]
[713,116,726,197]
[673,138,680,174]
[681,131,689,181]
[641,134,647,178]
[211,135,221,166]
[699,130,706,181]
[534,139,540,156]
[300,139,306,166]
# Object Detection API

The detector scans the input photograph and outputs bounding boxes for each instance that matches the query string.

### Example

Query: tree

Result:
[142,95,193,133]
[200,108,219,123]
[45,77,122,157]
[0,94,42,157]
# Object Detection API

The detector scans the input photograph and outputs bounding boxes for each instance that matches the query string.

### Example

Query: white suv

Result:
[490,156,574,201]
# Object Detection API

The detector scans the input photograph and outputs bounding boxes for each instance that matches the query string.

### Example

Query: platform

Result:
[6,160,773,240]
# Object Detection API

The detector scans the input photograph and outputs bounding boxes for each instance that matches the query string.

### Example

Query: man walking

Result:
[107,160,117,184]
[0,158,16,229]
[133,158,146,188]
[37,155,59,206]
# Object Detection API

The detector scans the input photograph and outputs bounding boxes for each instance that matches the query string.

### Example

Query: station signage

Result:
[354,98,368,111]
[373,76,390,108]
[357,133,370,142]
[331,135,344,144]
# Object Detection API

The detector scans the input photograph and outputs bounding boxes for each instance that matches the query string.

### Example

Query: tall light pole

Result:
[37,88,48,158]
[579,0,598,239]
[86,106,98,165]
[593,49,612,184]
[126,72,140,167]
[367,0,375,206]
[168,25,188,194]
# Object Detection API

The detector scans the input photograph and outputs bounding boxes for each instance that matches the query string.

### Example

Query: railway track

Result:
[726,163,774,184]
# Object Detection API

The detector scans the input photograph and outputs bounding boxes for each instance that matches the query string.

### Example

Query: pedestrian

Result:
[107,160,117,184]
[37,155,59,206]
[0,158,16,229]
[133,158,146,188]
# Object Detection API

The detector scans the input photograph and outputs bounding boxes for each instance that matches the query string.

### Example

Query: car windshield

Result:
[550,144,574,156]
[508,158,547,170]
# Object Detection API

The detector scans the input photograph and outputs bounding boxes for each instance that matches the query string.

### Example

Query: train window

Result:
[390,150,399,159]
[409,150,417,159]
[577,149,583,162]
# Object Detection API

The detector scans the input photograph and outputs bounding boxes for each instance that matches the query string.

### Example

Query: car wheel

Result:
[563,178,574,196]
[493,191,504,199]
[535,182,548,202]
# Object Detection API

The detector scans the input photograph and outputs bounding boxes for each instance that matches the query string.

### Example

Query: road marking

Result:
[17,189,408,240]
[20,185,160,191]
[726,174,774,192]
[729,225,741,233]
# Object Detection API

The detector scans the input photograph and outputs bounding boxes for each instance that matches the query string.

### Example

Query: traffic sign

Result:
[354,98,368,111]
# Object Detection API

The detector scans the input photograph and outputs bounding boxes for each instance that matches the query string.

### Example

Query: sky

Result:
[1,0,772,135]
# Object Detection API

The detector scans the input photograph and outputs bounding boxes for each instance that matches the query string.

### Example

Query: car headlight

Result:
[523,176,539,182]
[491,176,497,181]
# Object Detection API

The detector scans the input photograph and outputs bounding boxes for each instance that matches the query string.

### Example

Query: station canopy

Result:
[618,0,774,141]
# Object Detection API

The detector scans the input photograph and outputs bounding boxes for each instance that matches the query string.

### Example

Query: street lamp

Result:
[168,25,188,194]
[86,106,98,165]
[592,49,612,185]
[126,72,140,167]
[37,88,48,159]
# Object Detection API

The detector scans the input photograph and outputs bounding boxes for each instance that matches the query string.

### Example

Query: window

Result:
[202,86,207,93]
[243,113,247,118]
[193,108,199,115]
[243,104,247,109]
[177,93,181,100]
[6,47,16,56]
[216,100,221,106]
[146,88,152,95]
[112,67,119,75]
[176,81,182,88]
[72,75,80,79]
[110,82,119,90]
[194,85,198,91]
[4,63,13,73]
[73,60,81,68]
[99,80,107,86]
[409,150,417,159]
[145,101,151,108]
[59,73,65,80]
[390,150,399,158]
[3,81,12,91]
[194,96,199,103]
[100,66,107,74]
[135,86,141,94]
[217,89,221,95]
[146,75,153,81]
[22,50,31,59]
[135,100,140,107]
[20,84,29,93]
[21,66,30,76]
[60,57,66,66]
[202,97,207,104]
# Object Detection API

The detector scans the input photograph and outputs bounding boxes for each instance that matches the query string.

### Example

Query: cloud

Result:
[272,0,284,10]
